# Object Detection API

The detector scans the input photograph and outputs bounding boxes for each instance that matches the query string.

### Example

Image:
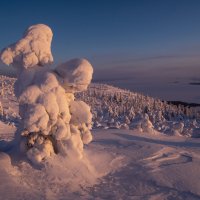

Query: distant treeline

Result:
[166,101,200,108]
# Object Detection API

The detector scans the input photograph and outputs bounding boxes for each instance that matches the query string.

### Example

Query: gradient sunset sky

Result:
[0,0,200,102]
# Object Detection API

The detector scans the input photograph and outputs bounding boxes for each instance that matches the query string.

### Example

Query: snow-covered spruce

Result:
[1,24,93,164]
[76,84,200,136]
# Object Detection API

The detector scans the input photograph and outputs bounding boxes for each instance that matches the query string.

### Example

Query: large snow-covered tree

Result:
[0,24,93,164]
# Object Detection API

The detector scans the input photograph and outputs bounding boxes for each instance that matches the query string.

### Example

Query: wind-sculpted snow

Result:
[0,24,94,165]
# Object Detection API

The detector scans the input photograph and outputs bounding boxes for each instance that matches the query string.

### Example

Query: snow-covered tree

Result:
[1,24,93,164]
[0,101,3,116]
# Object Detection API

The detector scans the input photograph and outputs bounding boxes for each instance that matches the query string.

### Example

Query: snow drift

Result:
[0,24,94,165]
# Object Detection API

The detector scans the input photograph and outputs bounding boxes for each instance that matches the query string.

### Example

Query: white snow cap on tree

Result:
[0,24,53,69]
[56,58,93,92]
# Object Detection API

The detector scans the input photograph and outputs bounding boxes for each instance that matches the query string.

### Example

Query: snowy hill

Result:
[0,75,199,137]
[1,75,200,199]
[77,84,200,137]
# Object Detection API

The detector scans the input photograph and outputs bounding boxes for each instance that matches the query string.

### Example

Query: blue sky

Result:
[0,0,200,102]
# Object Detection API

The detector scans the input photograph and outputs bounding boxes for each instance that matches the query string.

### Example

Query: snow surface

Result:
[1,126,200,199]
